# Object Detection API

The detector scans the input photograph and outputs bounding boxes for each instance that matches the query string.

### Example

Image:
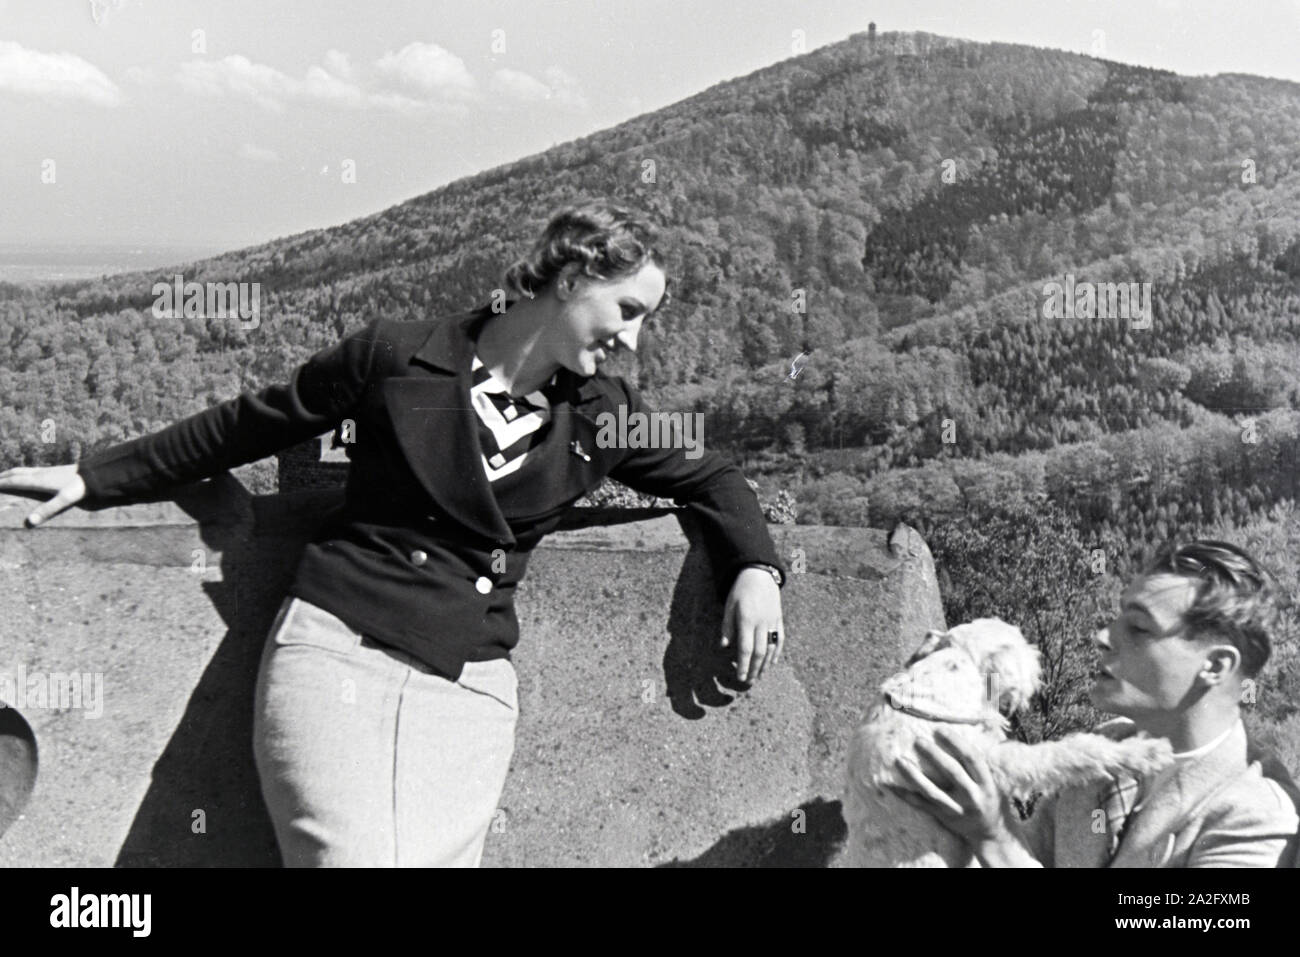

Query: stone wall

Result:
[275,432,349,491]
[0,476,944,867]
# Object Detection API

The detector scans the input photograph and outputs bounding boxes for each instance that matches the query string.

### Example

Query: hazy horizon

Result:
[0,241,229,283]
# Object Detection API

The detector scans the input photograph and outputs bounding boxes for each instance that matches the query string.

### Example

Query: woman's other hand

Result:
[721,566,785,684]
[0,465,87,527]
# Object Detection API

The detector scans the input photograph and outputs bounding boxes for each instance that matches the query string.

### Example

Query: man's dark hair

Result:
[1144,540,1275,677]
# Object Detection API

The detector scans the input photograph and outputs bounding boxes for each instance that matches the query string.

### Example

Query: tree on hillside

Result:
[927,498,1118,743]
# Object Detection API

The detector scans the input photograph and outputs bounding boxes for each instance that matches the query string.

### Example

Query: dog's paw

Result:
[1115,736,1176,775]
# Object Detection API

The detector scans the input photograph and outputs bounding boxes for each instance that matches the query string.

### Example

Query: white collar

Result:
[1130,719,1241,817]
[1171,719,1241,763]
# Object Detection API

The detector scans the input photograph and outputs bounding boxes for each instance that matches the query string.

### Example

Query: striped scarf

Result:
[469,355,560,482]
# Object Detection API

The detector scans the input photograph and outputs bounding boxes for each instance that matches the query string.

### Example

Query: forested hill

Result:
[4,29,1300,578]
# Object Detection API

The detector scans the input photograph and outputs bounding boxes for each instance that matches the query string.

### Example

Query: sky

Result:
[1,0,1299,252]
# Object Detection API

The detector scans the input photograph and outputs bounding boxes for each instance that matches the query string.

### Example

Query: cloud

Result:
[367,90,440,114]
[322,49,354,81]
[489,68,552,103]
[302,64,364,107]
[177,53,367,111]
[374,42,476,99]
[487,65,590,112]
[0,40,122,106]
[167,44,585,117]
[237,142,280,163]
[178,54,295,111]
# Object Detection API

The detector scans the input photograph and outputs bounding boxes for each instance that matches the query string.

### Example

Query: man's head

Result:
[1091,540,1275,722]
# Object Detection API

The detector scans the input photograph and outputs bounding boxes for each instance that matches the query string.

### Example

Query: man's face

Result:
[1091,573,1213,718]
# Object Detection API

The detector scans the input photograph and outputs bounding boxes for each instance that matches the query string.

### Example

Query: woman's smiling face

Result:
[547,262,667,377]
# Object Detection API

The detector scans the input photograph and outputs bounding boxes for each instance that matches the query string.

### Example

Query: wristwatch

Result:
[743,562,785,587]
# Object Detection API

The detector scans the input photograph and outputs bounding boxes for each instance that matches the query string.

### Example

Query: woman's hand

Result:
[720,566,785,683]
[885,727,1035,866]
[0,465,87,527]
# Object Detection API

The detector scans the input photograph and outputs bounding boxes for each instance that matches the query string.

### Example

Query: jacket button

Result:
[410,550,428,566]
[475,576,492,594]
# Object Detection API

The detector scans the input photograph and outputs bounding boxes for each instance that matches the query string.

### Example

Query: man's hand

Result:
[720,566,785,684]
[885,727,1035,866]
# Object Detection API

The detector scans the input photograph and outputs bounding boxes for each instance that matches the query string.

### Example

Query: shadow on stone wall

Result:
[658,797,847,867]
[664,544,742,719]
[113,484,288,866]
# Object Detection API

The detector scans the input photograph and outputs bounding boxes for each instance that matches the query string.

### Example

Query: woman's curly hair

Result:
[502,201,670,305]
[1145,539,1278,677]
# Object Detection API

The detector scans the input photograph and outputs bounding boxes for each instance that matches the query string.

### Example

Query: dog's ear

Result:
[905,629,949,667]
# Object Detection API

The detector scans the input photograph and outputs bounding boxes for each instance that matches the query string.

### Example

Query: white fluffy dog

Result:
[841,618,1174,867]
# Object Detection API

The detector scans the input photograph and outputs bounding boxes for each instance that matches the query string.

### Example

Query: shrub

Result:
[928,498,1119,742]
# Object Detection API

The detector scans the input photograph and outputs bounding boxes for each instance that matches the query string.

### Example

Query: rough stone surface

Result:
[0,477,944,867]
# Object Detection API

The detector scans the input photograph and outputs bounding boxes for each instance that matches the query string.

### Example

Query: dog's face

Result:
[885,643,989,718]
[894,619,1042,717]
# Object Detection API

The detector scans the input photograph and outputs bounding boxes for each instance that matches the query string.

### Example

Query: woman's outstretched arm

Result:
[0,318,384,522]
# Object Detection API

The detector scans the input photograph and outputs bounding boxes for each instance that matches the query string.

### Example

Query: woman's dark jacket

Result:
[75,305,786,680]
